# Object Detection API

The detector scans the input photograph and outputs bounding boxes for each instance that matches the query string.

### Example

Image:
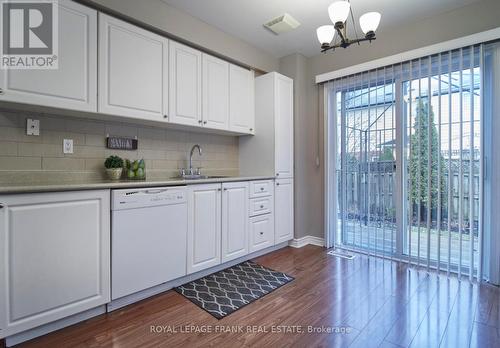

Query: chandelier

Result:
[317,1,381,53]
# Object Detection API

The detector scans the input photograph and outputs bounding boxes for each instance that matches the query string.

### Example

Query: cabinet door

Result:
[249,213,274,253]
[275,74,294,178]
[221,182,248,262]
[187,184,221,274]
[0,190,110,337]
[169,42,202,126]
[202,54,229,130]
[99,14,168,121]
[0,0,97,112]
[274,178,294,244]
[229,65,255,134]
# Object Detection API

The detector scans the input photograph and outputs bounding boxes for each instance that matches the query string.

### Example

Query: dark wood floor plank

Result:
[408,275,460,348]
[348,271,431,348]
[474,283,500,329]
[9,246,499,348]
[469,322,500,348]
[382,271,442,347]
[438,281,478,348]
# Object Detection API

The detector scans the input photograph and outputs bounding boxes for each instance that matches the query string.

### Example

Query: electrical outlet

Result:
[26,118,40,136]
[63,139,73,154]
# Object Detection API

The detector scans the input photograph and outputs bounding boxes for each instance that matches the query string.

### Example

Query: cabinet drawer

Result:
[249,180,273,198]
[249,196,273,217]
[248,213,274,253]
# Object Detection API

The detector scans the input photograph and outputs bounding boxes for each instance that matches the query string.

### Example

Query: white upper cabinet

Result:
[99,14,168,121]
[0,0,97,112]
[229,65,255,134]
[169,42,202,127]
[187,184,221,274]
[275,74,294,178]
[239,72,294,177]
[221,182,248,262]
[202,54,229,130]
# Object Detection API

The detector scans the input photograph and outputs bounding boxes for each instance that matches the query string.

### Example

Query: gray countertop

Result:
[0,175,276,194]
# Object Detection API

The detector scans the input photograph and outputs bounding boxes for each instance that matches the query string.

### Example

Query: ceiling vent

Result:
[263,13,300,35]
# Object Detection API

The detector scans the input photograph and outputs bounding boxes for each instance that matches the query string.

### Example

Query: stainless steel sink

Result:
[173,175,229,180]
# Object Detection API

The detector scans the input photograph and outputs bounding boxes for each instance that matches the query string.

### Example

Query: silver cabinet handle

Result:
[260,187,264,191]
[163,115,168,119]
[259,232,264,235]
[276,183,280,186]
[203,121,207,124]
[276,173,280,176]
[260,205,264,209]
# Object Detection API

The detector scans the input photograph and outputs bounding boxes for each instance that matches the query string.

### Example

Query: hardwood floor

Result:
[14,246,500,348]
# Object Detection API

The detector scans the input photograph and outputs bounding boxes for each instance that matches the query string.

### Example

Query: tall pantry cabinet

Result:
[239,72,294,244]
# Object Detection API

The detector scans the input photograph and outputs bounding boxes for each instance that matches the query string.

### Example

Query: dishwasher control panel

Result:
[112,186,187,210]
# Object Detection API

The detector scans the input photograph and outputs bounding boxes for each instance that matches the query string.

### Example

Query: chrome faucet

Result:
[189,144,202,175]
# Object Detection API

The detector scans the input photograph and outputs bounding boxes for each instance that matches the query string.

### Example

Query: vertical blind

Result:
[326,43,490,281]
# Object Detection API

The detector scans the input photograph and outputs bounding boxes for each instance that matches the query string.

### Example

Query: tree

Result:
[379,147,395,161]
[409,100,446,221]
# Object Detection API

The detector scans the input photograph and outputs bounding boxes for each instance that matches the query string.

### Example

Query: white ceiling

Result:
[162,0,479,58]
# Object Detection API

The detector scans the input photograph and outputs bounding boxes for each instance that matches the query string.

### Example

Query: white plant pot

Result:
[105,168,123,180]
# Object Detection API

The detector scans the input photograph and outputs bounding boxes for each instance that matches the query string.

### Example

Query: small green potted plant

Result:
[104,155,124,180]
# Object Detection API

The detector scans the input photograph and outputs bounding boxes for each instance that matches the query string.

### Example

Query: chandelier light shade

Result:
[359,12,381,37]
[318,1,381,53]
[316,25,336,47]
[328,1,351,26]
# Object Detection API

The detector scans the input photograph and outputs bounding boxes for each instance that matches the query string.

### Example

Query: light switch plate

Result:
[26,118,40,136]
[63,139,73,154]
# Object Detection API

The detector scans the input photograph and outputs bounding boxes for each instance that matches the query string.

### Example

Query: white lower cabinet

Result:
[249,213,275,252]
[275,178,294,244]
[187,184,222,274]
[0,190,110,337]
[221,182,248,262]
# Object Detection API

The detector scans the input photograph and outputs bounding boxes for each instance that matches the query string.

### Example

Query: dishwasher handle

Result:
[143,189,170,195]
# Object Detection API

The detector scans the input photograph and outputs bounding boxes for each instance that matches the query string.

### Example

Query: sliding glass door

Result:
[336,74,398,256]
[331,45,484,279]
[402,48,481,277]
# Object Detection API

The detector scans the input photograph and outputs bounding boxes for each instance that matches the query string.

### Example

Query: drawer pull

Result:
[260,205,264,209]
[260,187,264,191]
[259,232,264,235]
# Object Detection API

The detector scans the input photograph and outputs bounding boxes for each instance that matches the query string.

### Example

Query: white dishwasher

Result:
[111,186,187,300]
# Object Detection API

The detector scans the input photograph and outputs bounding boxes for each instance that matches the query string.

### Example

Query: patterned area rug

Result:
[175,261,294,319]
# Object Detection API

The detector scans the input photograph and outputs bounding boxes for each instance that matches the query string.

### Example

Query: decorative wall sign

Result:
[106,136,138,150]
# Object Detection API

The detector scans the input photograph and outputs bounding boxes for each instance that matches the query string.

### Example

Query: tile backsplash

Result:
[0,108,239,183]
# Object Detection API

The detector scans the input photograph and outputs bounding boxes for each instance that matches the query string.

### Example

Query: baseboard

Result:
[288,236,325,248]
